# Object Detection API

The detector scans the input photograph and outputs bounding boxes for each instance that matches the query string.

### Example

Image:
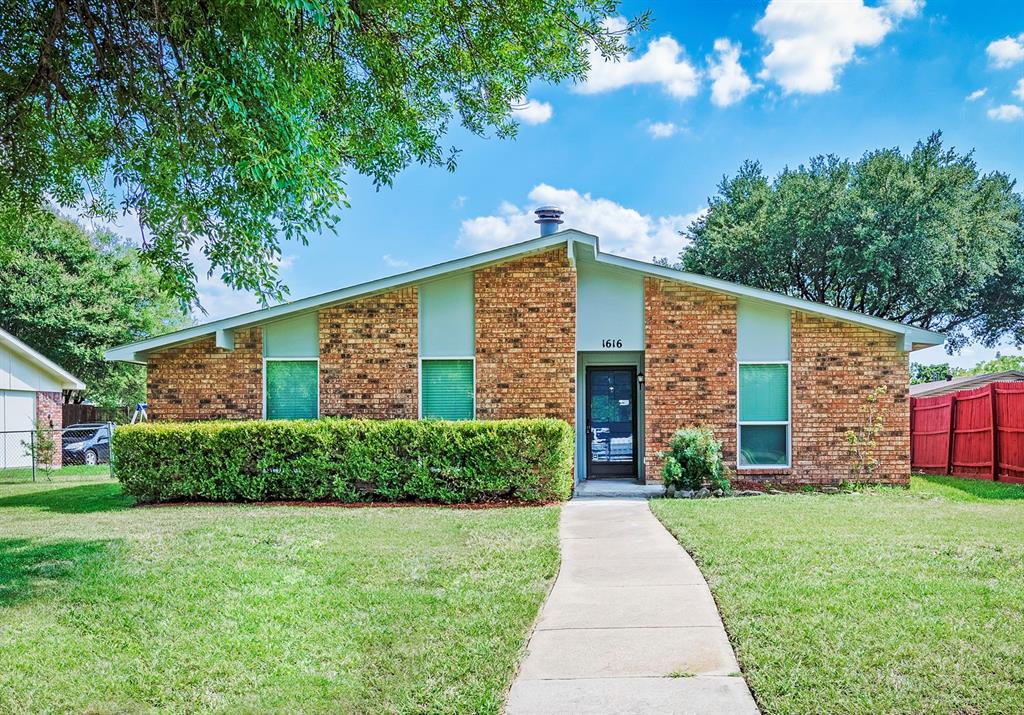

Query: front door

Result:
[585,366,638,479]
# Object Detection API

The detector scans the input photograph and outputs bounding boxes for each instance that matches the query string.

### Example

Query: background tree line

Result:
[671,132,1024,353]
[0,207,189,406]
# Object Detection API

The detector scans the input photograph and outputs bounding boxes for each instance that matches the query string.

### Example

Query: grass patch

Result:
[0,464,111,484]
[912,473,1024,502]
[651,476,1024,715]
[0,478,559,713]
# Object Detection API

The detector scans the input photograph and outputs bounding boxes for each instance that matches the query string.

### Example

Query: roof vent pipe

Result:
[534,206,564,236]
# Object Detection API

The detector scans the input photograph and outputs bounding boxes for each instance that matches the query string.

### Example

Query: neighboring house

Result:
[106,208,944,487]
[0,328,85,468]
[910,370,1024,398]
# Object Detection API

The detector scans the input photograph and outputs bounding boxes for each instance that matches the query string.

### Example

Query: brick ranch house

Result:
[106,208,944,487]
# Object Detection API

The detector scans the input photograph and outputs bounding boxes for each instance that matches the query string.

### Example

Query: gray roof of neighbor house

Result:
[105,230,945,364]
[0,327,86,390]
[910,370,1024,398]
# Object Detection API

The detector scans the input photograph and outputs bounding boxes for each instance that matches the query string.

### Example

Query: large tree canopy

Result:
[0,208,190,405]
[1,0,639,307]
[677,133,1024,351]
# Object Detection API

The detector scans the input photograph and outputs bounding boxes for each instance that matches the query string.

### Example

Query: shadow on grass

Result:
[916,474,1024,502]
[0,538,115,607]
[0,483,133,514]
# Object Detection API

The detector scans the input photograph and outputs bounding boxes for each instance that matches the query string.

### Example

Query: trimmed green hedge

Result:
[111,418,575,504]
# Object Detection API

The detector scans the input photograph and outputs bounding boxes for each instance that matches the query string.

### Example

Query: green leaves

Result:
[111,417,575,503]
[1,0,637,308]
[0,208,190,405]
[681,133,1024,351]
[660,426,726,492]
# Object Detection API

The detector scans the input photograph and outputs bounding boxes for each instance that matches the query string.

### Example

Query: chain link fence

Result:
[0,425,114,483]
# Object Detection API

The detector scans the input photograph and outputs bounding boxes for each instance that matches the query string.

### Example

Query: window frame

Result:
[736,360,791,469]
[418,356,476,420]
[262,357,320,420]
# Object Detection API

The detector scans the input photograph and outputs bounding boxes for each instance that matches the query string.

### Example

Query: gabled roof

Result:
[910,370,1024,398]
[106,229,944,363]
[0,327,86,390]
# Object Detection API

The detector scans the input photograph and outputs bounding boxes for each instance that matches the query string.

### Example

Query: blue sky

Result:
[102,0,1024,367]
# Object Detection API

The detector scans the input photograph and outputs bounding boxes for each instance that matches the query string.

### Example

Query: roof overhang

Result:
[106,230,944,363]
[0,329,86,391]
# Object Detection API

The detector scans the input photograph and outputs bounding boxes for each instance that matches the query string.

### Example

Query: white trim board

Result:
[106,230,944,364]
[0,328,85,390]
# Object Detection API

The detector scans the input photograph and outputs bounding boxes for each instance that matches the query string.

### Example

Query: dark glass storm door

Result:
[585,366,638,479]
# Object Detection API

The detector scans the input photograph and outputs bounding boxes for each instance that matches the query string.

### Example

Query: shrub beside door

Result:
[111,418,574,504]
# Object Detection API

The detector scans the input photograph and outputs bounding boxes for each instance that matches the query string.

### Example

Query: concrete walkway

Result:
[506,498,759,714]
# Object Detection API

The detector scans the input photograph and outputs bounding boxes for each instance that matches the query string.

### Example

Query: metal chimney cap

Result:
[534,206,564,236]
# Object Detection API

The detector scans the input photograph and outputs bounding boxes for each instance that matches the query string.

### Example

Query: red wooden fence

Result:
[910,381,1024,483]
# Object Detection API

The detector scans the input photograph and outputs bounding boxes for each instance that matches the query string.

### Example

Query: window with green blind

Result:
[421,359,474,420]
[265,360,318,420]
[738,363,789,466]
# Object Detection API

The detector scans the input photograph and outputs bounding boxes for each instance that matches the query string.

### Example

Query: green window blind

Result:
[421,360,474,420]
[739,364,789,422]
[266,360,318,420]
[739,425,788,466]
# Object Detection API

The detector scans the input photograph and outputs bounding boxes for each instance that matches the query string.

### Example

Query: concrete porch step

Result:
[574,479,664,499]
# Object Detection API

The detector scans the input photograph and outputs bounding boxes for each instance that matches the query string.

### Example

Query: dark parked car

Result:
[62,423,114,465]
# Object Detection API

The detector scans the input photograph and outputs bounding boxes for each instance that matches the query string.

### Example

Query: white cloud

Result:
[646,121,680,139]
[987,104,1024,122]
[987,34,1024,69]
[577,17,700,100]
[754,0,923,94]
[965,87,987,101]
[708,38,758,107]
[1014,78,1024,101]
[457,184,705,262]
[882,0,925,16]
[514,97,553,125]
[382,254,410,269]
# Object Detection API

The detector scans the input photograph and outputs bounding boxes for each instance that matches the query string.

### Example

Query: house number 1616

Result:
[601,339,623,348]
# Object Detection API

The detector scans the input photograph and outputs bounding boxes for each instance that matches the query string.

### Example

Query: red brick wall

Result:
[35,391,62,430]
[146,327,263,421]
[475,248,576,423]
[36,390,63,467]
[643,278,738,482]
[319,288,419,418]
[787,312,910,486]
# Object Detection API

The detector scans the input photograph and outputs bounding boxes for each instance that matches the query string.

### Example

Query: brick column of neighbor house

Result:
[146,327,263,420]
[319,288,419,418]
[474,248,576,424]
[790,312,910,486]
[36,390,63,467]
[643,278,738,483]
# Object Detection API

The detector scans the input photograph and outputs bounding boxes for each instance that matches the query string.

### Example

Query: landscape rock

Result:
[821,486,840,494]
[736,490,763,497]
[712,489,724,498]
[767,489,785,495]
[678,490,694,499]
[694,487,711,499]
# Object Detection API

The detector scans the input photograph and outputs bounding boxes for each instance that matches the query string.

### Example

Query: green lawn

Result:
[0,464,112,483]
[651,476,1024,715]
[0,479,559,713]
